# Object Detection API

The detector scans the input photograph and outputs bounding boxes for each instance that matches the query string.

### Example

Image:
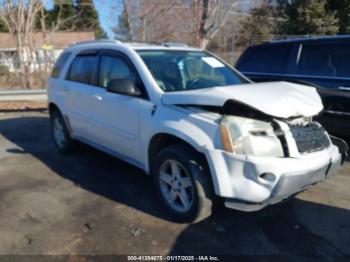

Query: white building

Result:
[0,32,95,72]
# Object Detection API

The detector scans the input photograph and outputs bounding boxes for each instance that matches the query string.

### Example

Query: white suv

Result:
[48,40,347,223]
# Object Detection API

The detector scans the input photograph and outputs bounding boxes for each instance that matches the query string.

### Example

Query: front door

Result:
[88,50,151,164]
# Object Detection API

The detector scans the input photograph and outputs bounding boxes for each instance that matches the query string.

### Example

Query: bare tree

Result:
[0,0,43,88]
[197,0,239,48]
[123,0,241,48]
[120,0,192,44]
[37,3,78,87]
[0,0,78,89]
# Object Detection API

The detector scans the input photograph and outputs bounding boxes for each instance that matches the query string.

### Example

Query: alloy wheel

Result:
[159,159,194,213]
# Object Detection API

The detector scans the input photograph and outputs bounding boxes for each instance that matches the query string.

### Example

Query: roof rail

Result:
[264,35,350,45]
[162,41,188,47]
[69,39,122,47]
[268,35,310,42]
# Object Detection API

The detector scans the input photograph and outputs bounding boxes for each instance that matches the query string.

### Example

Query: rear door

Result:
[64,50,99,139]
[48,52,72,111]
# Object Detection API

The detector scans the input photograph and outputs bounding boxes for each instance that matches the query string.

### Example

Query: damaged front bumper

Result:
[205,142,345,212]
[224,156,341,211]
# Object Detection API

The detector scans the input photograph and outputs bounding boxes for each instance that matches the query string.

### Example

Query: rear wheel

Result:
[50,110,76,153]
[152,144,215,223]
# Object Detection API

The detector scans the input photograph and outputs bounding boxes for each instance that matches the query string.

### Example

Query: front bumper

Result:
[204,143,343,211]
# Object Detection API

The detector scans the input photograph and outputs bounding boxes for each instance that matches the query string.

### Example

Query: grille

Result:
[289,122,330,154]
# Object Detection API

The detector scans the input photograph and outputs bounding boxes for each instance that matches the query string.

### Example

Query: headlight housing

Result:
[220,115,284,157]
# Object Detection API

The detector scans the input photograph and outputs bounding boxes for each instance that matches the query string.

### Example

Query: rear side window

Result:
[237,44,292,74]
[297,43,350,77]
[67,55,98,85]
[51,52,71,78]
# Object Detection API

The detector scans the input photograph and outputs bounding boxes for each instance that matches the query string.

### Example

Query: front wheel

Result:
[152,145,215,223]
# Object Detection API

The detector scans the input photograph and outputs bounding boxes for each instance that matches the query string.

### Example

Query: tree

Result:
[75,0,105,38]
[327,0,350,34]
[0,0,79,89]
[129,0,194,44]
[47,0,76,30]
[196,0,239,48]
[237,0,276,47]
[123,0,245,48]
[112,0,131,41]
[0,0,43,89]
[277,0,339,35]
[0,18,8,32]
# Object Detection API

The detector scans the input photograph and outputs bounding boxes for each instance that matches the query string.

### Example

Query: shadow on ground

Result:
[0,115,172,221]
[1,115,350,257]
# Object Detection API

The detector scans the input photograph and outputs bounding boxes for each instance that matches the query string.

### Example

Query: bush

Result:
[0,65,9,77]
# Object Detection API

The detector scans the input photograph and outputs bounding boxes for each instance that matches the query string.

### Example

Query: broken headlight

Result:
[220,115,284,157]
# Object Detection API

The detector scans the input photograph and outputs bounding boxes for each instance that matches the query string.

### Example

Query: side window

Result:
[51,52,71,78]
[67,55,98,84]
[332,45,350,77]
[237,44,292,74]
[99,55,133,88]
[297,44,332,76]
[297,43,350,77]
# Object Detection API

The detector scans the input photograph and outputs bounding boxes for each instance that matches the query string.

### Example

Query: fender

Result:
[144,119,217,173]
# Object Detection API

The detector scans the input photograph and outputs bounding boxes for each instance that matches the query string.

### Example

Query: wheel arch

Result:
[48,102,73,135]
[48,102,60,114]
[147,131,211,176]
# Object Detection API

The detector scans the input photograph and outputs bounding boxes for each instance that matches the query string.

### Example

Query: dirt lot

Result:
[0,112,349,258]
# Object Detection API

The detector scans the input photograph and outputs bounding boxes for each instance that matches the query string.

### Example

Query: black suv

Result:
[236,36,350,138]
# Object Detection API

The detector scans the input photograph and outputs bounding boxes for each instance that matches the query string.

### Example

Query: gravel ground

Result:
[0,112,349,259]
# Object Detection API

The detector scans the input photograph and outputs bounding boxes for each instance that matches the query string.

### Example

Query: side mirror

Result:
[106,78,142,97]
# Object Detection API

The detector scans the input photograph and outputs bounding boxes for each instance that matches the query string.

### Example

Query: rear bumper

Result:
[204,144,343,211]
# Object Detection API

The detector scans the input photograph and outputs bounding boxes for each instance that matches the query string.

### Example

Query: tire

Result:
[152,144,216,223]
[50,110,76,153]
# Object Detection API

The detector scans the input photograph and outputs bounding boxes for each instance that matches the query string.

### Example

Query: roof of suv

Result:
[67,40,201,52]
[262,35,350,45]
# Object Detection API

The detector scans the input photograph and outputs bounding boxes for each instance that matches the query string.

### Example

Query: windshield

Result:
[137,50,248,92]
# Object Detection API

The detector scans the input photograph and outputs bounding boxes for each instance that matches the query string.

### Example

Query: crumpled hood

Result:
[161,81,323,118]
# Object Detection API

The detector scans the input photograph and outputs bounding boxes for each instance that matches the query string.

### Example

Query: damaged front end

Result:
[207,99,346,209]
[219,99,348,161]
[180,98,348,161]
[172,97,346,208]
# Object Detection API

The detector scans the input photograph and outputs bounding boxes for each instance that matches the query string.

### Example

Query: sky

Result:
[43,0,124,38]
